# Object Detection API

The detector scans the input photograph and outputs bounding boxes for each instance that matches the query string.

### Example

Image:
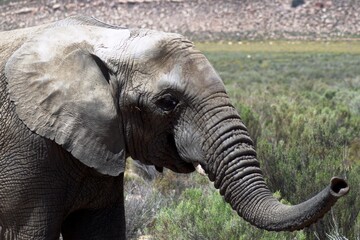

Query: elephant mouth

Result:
[166,133,195,173]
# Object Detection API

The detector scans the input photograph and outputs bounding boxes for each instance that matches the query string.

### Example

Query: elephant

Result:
[0,16,349,239]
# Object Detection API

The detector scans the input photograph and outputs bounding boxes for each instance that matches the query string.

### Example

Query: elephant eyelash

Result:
[155,94,179,112]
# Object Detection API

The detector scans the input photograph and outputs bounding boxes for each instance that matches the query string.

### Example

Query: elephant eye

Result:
[156,94,179,112]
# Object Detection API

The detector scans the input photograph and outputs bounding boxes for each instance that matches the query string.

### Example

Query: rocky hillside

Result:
[1,0,359,41]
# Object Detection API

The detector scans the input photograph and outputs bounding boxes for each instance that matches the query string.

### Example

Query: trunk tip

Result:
[330,177,349,197]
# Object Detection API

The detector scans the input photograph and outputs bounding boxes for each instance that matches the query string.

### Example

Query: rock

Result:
[52,3,61,10]
[14,7,35,14]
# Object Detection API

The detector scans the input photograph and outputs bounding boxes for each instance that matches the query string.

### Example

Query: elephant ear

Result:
[5,26,126,176]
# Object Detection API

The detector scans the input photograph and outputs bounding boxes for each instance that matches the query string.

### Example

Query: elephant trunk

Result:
[202,104,349,231]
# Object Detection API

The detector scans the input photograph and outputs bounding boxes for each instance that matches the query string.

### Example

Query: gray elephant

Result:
[0,16,349,239]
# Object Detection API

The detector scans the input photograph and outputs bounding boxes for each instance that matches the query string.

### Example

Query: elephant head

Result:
[5,18,349,231]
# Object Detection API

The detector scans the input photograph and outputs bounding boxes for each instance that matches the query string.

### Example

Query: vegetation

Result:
[125,41,360,240]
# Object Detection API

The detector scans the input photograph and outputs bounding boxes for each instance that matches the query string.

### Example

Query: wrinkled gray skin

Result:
[0,16,349,239]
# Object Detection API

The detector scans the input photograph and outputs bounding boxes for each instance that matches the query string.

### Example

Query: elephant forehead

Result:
[157,64,183,88]
[156,60,226,96]
[129,30,185,60]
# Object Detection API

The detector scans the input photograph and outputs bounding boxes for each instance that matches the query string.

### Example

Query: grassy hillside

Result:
[126,41,360,240]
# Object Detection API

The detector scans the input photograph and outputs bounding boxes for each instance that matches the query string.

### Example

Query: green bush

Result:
[150,188,306,240]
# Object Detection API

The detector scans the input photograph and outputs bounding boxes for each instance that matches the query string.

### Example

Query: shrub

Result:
[150,188,306,240]
[125,179,164,239]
